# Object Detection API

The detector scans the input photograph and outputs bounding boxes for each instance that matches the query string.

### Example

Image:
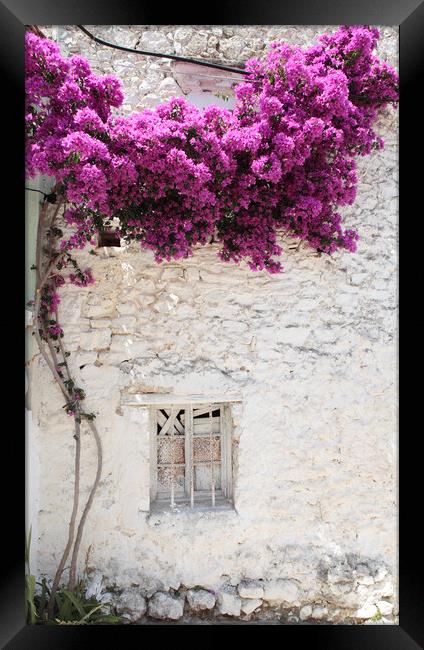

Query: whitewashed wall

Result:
[30,25,398,623]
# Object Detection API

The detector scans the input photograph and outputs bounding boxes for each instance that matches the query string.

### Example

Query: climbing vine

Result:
[25,25,398,617]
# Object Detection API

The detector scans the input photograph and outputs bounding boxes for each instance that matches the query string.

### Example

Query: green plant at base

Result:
[35,578,121,625]
[369,607,383,622]
[25,527,37,624]
[25,529,121,625]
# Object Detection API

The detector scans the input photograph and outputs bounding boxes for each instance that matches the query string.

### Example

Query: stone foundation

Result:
[82,551,398,624]
[102,581,398,625]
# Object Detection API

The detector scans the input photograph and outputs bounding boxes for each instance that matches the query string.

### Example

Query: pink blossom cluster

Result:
[69,269,95,287]
[26,26,398,274]
[46,322,64,339]
[39,260,95,332]
[26,32,122,180]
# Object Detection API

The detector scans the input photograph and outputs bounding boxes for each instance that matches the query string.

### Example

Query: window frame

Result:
[149,402,233,510]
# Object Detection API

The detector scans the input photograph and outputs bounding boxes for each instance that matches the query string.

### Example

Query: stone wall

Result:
[29,25,398,623]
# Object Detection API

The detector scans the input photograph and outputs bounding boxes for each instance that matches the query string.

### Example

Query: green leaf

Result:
[25,575,37,624]
[25,526,32,570]
[63,590,85,618]
[95,614,122,624]
[54,591,63,614]
[78,603,103,623]
[37,578,50,614]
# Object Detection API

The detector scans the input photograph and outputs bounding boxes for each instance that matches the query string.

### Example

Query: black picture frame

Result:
[1,0,420,646]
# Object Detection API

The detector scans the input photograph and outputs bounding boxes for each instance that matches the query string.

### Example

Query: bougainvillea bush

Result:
[26,25,398,276]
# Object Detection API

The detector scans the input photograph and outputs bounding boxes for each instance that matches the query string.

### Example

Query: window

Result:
[150,403,233,510]
[97,230,121,247]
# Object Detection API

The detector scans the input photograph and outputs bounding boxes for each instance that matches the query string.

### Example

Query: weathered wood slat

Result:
[181,406,221,421]
[157,409,185,435]
[156,462,186,467]
[123,393,241,406]
[193,418,220,434]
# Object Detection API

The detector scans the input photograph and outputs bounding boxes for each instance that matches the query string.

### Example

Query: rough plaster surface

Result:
[30,25,398,623]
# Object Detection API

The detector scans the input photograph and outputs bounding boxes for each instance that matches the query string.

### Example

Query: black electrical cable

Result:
[26,187,46,196]
[77,25,249,76]
[25,187,57,203]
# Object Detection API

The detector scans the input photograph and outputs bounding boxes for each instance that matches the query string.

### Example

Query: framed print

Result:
[0,0,420,646]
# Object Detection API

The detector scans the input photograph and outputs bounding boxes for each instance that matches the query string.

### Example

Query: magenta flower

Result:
[26,26,398,274]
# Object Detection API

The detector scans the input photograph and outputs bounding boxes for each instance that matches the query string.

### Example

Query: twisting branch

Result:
[33,199,76,616]
[33,203,69,401]
[38,252,67,294]
[33,327,69,401]
[68,419,103,591]
[32,196,103,617]
[35,200,47,286]
[55,309,73,383]
[46,418,81,619]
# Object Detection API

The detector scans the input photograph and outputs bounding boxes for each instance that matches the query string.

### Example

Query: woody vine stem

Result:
[32,190,102,615]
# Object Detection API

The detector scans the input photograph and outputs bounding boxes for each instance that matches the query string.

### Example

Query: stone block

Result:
[354,604,378,619]
[222,320,249,333]
[184,268,200,282]
[378,580,394,598]
[376,600,394,616]
[134,279,156,294]
[116,302,138,315]
[139,31,170,53]
[79,329,112,350]
[82,298,115,319]
[159,77,183,98]
[363,617,393,625]
[183,33,208,55]
[217,591,241,617]
[110,316,137,333]
[115,590,146,622]
[57,293,84,323]
[72,351,98,366]
[299,605,313,621]
[238,580,264,599]
[263,580,299,604]
[241,598,262,615]
[173,27,192,44]
[276,327,310,346]
[312,605,328,620]
[186,589,216,611]
[153,295,179,313]
[90,319,114,329]
[79,364,126,399]
[350,273,367,286]
[219,39,247,60]
[109,336,151,357]
[148,592,184,620]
